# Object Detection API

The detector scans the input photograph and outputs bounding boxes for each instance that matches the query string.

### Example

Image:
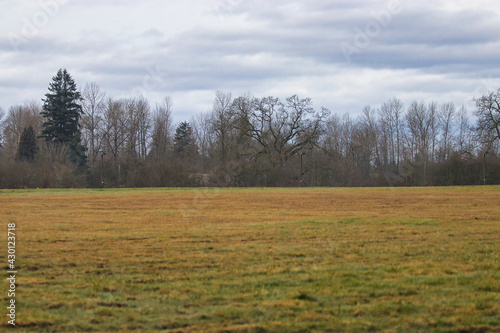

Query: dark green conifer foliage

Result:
[16,125,38,161]
[174,121,193,154]
[41,69,87,166]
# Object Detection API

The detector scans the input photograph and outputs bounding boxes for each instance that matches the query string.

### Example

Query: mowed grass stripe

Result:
[0,187,499,332]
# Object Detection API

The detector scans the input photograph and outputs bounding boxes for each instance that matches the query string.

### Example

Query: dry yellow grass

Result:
[0,187,499,332]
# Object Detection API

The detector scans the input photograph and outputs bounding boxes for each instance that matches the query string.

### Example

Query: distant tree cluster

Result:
[0,69,499,188]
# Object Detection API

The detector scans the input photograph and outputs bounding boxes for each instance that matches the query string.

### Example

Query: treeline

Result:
[0,70,499,188]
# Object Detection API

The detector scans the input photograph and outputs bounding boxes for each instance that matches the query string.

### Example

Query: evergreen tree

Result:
[16,126,38,161]
[41,69,87,166]
[174,121,193,154]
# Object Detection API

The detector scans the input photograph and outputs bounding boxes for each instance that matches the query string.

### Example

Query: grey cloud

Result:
[142,29,165,38]
[1,0,500,120]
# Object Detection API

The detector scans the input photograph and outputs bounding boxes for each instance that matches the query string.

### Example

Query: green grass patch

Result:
[1,187,499,332]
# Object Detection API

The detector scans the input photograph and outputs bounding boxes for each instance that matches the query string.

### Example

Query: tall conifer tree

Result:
[41,69,86,166]
[174,121,193,154]
[16,126,38,161]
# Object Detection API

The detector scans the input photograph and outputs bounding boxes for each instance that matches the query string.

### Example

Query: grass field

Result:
[1,187,499,332]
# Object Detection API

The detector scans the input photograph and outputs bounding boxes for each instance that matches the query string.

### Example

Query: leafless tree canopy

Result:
[474,89,500,144]
[81,82,106,166]
[1,88,499,188]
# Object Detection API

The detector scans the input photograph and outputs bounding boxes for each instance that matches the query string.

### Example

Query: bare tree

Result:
[124,99,138,159]
[2,101,43,159]
[238,95,329,166]
[360,105,380,168]
[379,98,404,167]
[119,97,152,160]
[438,102,456,161]
[347,106,379,185]
[321,114,342,157]
[81,82,106,166]
[406,102,432,157]
[102,98,128,162]
[405,101,432,184]
[135,97,152,160]
[428,101,439,163]
[231,93,257,159]
[339,114,356,185]
[320,113,351,184]
[457,106,474,156]
[151,96,173,161]
[192,111,215,172]
[210,91,234,164]
[474,89,500,144]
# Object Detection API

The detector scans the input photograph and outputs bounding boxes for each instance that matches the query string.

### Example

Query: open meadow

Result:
[0,187,499,332]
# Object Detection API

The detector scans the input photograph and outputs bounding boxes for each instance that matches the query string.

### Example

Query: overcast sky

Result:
[2,0,500,121]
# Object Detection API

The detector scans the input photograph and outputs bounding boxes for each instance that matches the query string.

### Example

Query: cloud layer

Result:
[1,0,500,120]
